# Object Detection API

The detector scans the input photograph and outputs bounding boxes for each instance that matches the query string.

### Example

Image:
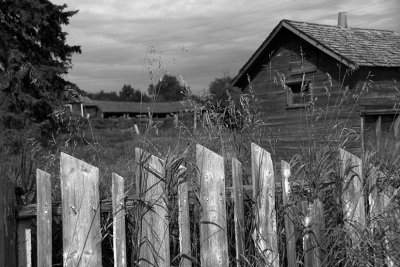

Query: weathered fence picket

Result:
[369,166,398,267]
[136,148,170,267]
[0,180,17,267]
[339,148,366,243]
[112,173,127,267]
[60,153,102,267]
[17,219,32,267]
[196,144,229,267]
[281,160,296,267]
[303,199,325,267]
[251,142,279,266]
[36,169,52,267]
[232,157,245,267]
[3,144,399,266]
[177,167,192,267]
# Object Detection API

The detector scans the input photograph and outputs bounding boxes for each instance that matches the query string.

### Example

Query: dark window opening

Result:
[286,80,311,109]
[363,113,400,152]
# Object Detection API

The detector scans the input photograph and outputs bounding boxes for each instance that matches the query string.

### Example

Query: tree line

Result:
[88,74,188,102]
[88,74,239,104]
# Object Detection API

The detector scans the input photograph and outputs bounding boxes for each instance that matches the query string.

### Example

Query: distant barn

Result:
[232,13,400,161]
[90,100,192,119]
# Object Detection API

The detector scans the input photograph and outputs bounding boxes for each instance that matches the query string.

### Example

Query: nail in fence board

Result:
[136,148,170,267]
[251,143,279,266]
[281,160,296,267]
[177,167,192,267]
[0,181,17,267]
[196,144,229,267]
[36,169,52,267]
[232,157,245,267]
[60,153,102,267]
[339,148,366,243]
[112,173,127,267]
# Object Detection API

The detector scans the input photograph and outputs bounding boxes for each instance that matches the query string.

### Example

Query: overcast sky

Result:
[52,0,400,94]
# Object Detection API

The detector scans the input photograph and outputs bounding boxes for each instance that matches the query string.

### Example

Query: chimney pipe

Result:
[338,12,347,28]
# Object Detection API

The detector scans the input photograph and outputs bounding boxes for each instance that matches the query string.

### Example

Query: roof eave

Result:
[281,21,357,70]
[232,22,285,87]
[232,20,358,88]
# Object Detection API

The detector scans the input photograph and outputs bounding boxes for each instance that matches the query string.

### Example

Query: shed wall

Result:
[243,29,400,163]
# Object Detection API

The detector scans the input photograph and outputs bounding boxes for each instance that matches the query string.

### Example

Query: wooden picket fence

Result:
[1,143,398,266]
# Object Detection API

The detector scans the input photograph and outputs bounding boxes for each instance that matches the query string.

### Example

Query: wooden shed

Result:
[91,100,192,119]
[232,14,400,162]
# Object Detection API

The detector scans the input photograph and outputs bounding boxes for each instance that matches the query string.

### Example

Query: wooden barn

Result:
[91,100,192,119]
[232,13,400,162]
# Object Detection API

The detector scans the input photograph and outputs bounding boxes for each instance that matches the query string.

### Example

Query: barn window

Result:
[64,104,72,112]
[285,80,312,109]
[362,113,400,152]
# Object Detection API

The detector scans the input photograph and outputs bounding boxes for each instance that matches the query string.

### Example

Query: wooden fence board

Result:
[302,201,313,267]
[60,153,102,267]
[17,219,32,267]
[0,181,17,267]
[196,144,229,267]
[281,160,296,267]
[303,199,325,267]
[112,173,127,267]
[177,167,191,267]
[251,143,279,266]
[36,169,52,267]
[232,158,245,267]
[136,148,170,267]
[339,148,366,243]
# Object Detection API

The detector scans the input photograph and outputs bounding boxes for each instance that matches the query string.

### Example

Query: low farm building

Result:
[232,13,400,161]
[90,100,192,119]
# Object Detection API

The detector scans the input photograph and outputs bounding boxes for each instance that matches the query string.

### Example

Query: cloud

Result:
[52,0,400,93]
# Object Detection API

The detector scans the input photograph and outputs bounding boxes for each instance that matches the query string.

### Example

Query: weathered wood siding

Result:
[242,28,400,163]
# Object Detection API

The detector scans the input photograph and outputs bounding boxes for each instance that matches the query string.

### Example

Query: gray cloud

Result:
[53,0,400,93]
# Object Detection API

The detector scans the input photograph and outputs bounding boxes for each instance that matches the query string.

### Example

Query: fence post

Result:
[302,199,325,267]
[339,149,366,243]
[0,180,17,267]
[369,167,398,267]
[177,167,191,267]
[17,219,32,267]
[196,144,229,267]
[251,143,279,266]
[232,157,245,267]
[36,169,52,267]
[112,173,127,267]
[136,148,170,267]
[60,153,102,267]
[281,160,296,267]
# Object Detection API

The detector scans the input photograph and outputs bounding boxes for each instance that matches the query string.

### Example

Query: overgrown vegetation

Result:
[1,10,399,264]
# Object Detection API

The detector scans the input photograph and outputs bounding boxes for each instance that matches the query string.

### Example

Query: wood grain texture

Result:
[60,153,102,267]
[238,33,400,164]
[308,199,325,267]
[177,167,191,267]
[17,219,32,267]
[339,148,366,243]
[251,143,279,266]
[232,158,245,267]
[112,173,127,267]
[0,181,16,267]
[196,144,229,267]
[36,169,52,267]
[281,160,296,267]
[136,148,170,267]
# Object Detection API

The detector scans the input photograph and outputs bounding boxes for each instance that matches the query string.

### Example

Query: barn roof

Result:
[232,19,400,87]
[90,100,192,114]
